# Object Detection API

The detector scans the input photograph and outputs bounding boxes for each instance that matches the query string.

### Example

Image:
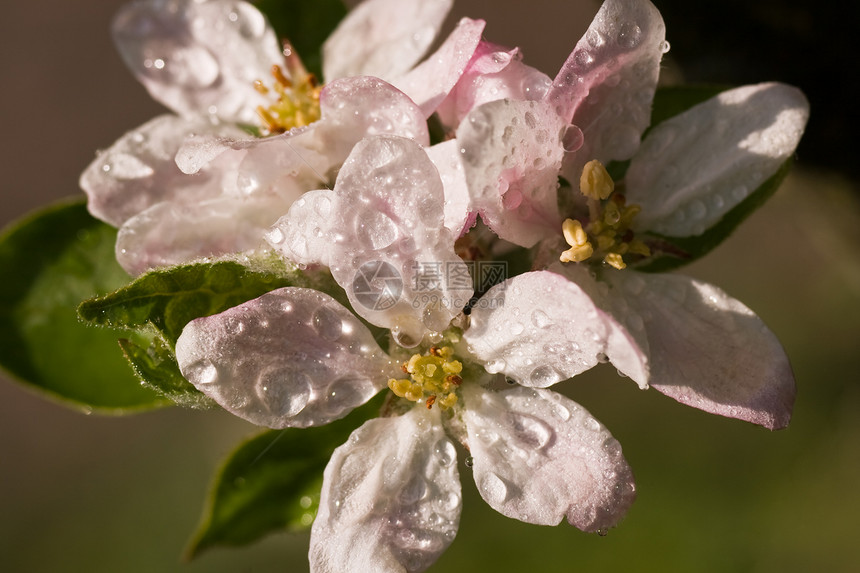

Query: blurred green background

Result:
[1,0,858,571]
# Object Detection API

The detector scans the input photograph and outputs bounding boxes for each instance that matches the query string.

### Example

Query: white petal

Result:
[626,83,810,237]
[176,287,395,428]
[315,76,431,161]
[425,140,472,236]
[463,385,635,531]
[437,42,552,128]
[602,271,796,429]
[279,136,472,346]
[81,115,244,226]
[392,18,485,118]
[267,189,337,267]
[457,99,566,247]
[112,0,283,123]
[310,407,461,573]
[115,192,290,276]
[323,0,453,82]
[463,270,648,388]
[549,0,665,186]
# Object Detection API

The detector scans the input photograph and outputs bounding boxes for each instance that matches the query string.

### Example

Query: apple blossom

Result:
[455,0,808,429]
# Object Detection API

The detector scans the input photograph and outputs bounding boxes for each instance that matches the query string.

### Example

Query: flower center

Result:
[559,159,650,270]
[254,44,322,135]
[388,346,463,410]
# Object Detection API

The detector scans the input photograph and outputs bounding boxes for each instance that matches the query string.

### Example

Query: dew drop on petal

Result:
[257,368,311,418]
[435,438,456,467]
[529,365,562,387]
[531,310,552,329]
[195,360,219,385]
[562,124,584,153]
[480,472,509,504]
[617,22,643,49]
[312,306,343,341]
[509,412,553,449]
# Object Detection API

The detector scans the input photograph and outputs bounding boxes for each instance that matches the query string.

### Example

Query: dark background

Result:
[2,1,858,571]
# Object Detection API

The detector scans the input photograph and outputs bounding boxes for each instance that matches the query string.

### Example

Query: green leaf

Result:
[254,0,348,80]
[119,335,214,409]
[635,158,795,273]
[0,200,168,413]
[79,259,312,347]
[186,394,384,558]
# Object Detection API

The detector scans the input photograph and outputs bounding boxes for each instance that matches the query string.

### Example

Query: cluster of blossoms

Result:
[82,0,808,571]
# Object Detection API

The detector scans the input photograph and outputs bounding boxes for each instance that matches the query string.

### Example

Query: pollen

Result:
[255,43,322,135]
[387,346,463,410]
[559,159,650,268]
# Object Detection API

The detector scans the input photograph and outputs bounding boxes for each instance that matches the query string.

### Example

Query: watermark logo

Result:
[352,260,509,312]
[352,260,402,310]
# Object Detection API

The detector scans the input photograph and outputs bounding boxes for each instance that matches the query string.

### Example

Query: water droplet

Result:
[257,368,311,418]
[687,200,707,220]
[553,402,571,421]
[582,416,601,432]
[731,185,749,201]
[441,491,460,511]
[502,187,523,209]
[585,28,605,48]
[573,49,595,71]
[355,210,397,250]
[529,365,562,387]
[531,310,552,328]
[104,153,154,180]
[225,317,245,334]
[324,377,365,415]
[596,352,609,363]
[195,360,219,384]
[484,358,507,374]
[660,40,671,54]
[511,412,554,449]
[400,475,428,504]
[312,306,343,341]
[562,124,584,152]
[266,227,285,245]
[617,22,643,49]
[435,438,456,466]
[509,322,525,335]
[464,456,474,468]
[480,472,509,504]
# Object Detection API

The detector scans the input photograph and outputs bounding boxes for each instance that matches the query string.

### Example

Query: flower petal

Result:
[463,270,648,388]
[425,140,472,236]
[322,0,453,82]
[81,115,245,227]
[310,407,461,573]
[626,83,810,237]
[549,0,665,186]
[603,271,796,429]
[316,76,431,157]
[175,287,395,428]
[112,0,283,123]
[457,99,566,247]
[436,42,552,128]
[392,18,486,118]
[115,192,290,276]
[463,385,636,531]
[274,135,472,346]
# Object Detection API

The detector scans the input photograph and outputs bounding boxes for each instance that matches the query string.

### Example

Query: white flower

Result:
[80,0,487,275]
[455,0,809,428]
[175,135,638,572]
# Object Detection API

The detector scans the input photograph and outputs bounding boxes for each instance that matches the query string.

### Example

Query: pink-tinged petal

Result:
[463,270,648,388]
[267,189,337,267]
[437,42,552,128]
[322,0,453,82]
[115,192,290,275]
[392,18,485,118]
[603,271,796,429]
[175,287,396,428]
[549,0,665,185]
[278,136,472,346]
[425,140,472,236]
[463,385,635,531]
[457,99,566,247]
[316,76,431,158]
[112,0,282,123]
[81,115,245,227]
[310,407,461,573]
[626,83,810,237]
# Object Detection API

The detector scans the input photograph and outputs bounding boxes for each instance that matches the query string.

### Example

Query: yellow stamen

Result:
[388,346,463,410]
[559,160,650,269]
[254,47,322,135]
[580,159,615,201]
